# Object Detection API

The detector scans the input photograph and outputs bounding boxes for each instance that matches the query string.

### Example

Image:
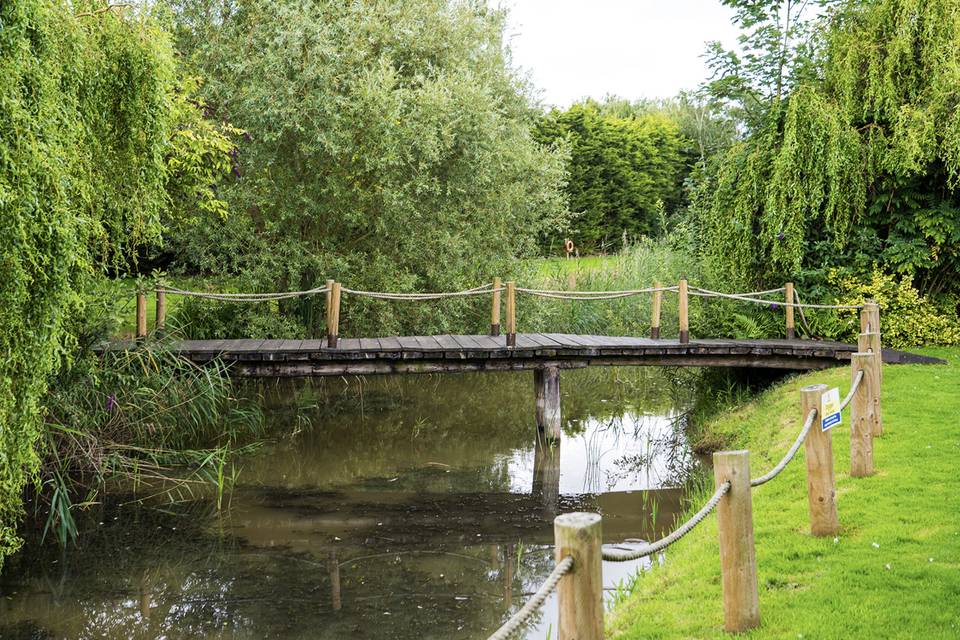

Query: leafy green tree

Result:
[698,0,960,298]
[0,0,236,564]
[168,0,569,337]
[534,102,685,252]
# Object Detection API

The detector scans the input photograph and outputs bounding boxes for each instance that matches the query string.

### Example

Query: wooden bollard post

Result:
[490,277,502,336]
[785,281,795,339]
[554,512,603,640]
[505,281,516,348]
[136,292,147,343]
[860,300,881,335]
[713,450,760,633]
[855,335,883,437]
[650,281,662,340]
[535,366,562,442]
[850,352,876,477]
[678,278,689,344]
[326,281,341,348]
[155,288,166,335]
[801,384,839,536]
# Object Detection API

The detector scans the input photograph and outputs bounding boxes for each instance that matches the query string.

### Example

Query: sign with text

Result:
[821,387,841,431]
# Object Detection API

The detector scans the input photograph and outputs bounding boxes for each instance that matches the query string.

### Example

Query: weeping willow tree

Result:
[0,1,233,565]
[701,0,960,292]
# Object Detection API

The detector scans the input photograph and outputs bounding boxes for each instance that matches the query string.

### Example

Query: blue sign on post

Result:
[821,387,841,432]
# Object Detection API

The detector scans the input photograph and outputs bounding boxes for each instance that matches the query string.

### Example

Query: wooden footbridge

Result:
[118,278,940,441]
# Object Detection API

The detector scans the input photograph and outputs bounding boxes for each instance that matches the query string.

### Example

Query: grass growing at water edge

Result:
[607,347,960,639]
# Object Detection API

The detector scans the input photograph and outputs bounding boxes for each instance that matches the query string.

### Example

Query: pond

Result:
[0,366,713,639]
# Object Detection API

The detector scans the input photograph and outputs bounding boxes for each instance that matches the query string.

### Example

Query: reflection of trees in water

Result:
[0,503,554,640]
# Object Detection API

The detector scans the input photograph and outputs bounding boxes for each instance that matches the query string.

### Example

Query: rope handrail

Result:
[341,283,496,300]
[601,481,730,562]
[517,285,678,296]
[486,556,574,640]
[750,408,818,487]
[688,287,863,310]
[689,286,785,299]
[839,369,864,412]
[163,285,329,302]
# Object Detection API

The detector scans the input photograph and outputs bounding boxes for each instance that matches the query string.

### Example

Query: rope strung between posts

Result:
[486,556,574,640]
[839,369,864,412]
[792,288,815,337]
[689,286,785,299]
[601,481,731,562]
[515,286,677,301]
[341,283,496,301]
[163,286,329,302]
[751,370,863,488]
[751,408,818,487]
[689,286,863,310]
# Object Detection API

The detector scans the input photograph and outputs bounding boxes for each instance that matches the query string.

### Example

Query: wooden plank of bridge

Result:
[377,336,402,352]
[358,338,381,351]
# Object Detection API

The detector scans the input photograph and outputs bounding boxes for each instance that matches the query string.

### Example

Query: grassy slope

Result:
[608,347,960,640]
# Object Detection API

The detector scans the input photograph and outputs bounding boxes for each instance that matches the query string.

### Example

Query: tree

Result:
[534,102,685,252]
[168,0,569,337]
[697,0,960,297]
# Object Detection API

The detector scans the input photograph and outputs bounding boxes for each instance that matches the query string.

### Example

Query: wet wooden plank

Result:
[378,337,403,351]
[358,338,381,351]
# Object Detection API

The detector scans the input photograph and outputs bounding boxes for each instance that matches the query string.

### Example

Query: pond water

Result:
[0,367,710,639]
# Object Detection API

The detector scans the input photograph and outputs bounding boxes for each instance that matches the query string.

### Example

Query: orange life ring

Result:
[564,239,575,254]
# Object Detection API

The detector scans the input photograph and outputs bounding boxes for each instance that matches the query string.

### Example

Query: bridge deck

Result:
[104,334,941,377]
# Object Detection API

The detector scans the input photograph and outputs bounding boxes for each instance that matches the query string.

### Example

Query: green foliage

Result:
[40,346,265,545]
[699,0,960,296]
[0,1,228,564]
[828,268,960,348]
[0,0,178,563]
[169,0,569,338]
[534,102,685,252]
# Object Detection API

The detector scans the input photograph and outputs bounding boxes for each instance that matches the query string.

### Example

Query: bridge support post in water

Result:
[801,384,839,536]
[785,282,795,339]
[850,352,876,477]
[554,512,603,640]
[535,366,561,441]
[533,432,561,517]
[713,450,760,632]
[678,278,689,344]
[328,550,342,611]
[650,281,662,339]
[490,277,501,336]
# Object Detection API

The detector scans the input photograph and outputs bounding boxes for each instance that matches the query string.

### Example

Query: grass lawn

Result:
[529,255,619,280]
[608,347,960,639]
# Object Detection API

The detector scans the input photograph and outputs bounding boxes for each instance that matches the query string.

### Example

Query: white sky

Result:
[503,0,742,108]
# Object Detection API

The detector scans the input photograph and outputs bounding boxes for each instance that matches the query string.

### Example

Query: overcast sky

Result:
[502,0,742,107]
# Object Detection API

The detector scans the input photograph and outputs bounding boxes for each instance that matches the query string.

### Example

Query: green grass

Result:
[608,347,960,639]
[529,255,619,280]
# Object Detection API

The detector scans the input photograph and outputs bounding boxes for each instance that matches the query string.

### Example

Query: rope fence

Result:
[480,304,882,639]
[135,277,872,352]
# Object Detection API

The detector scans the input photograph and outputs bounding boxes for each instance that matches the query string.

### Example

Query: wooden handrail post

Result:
[136,292,147,343]
[567,271,577,291]
[554,512,603,640]
[505,281,516,347]
[326,281,341,348]
[155,288,166,336]
[713,450,760,632]
[801,384,839,536]
[857,331,883,436]
[650,281,663,339]
[678,278,689,344]
[490,277,501,337]
[785,282,795,339]
[850,352,876,477]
